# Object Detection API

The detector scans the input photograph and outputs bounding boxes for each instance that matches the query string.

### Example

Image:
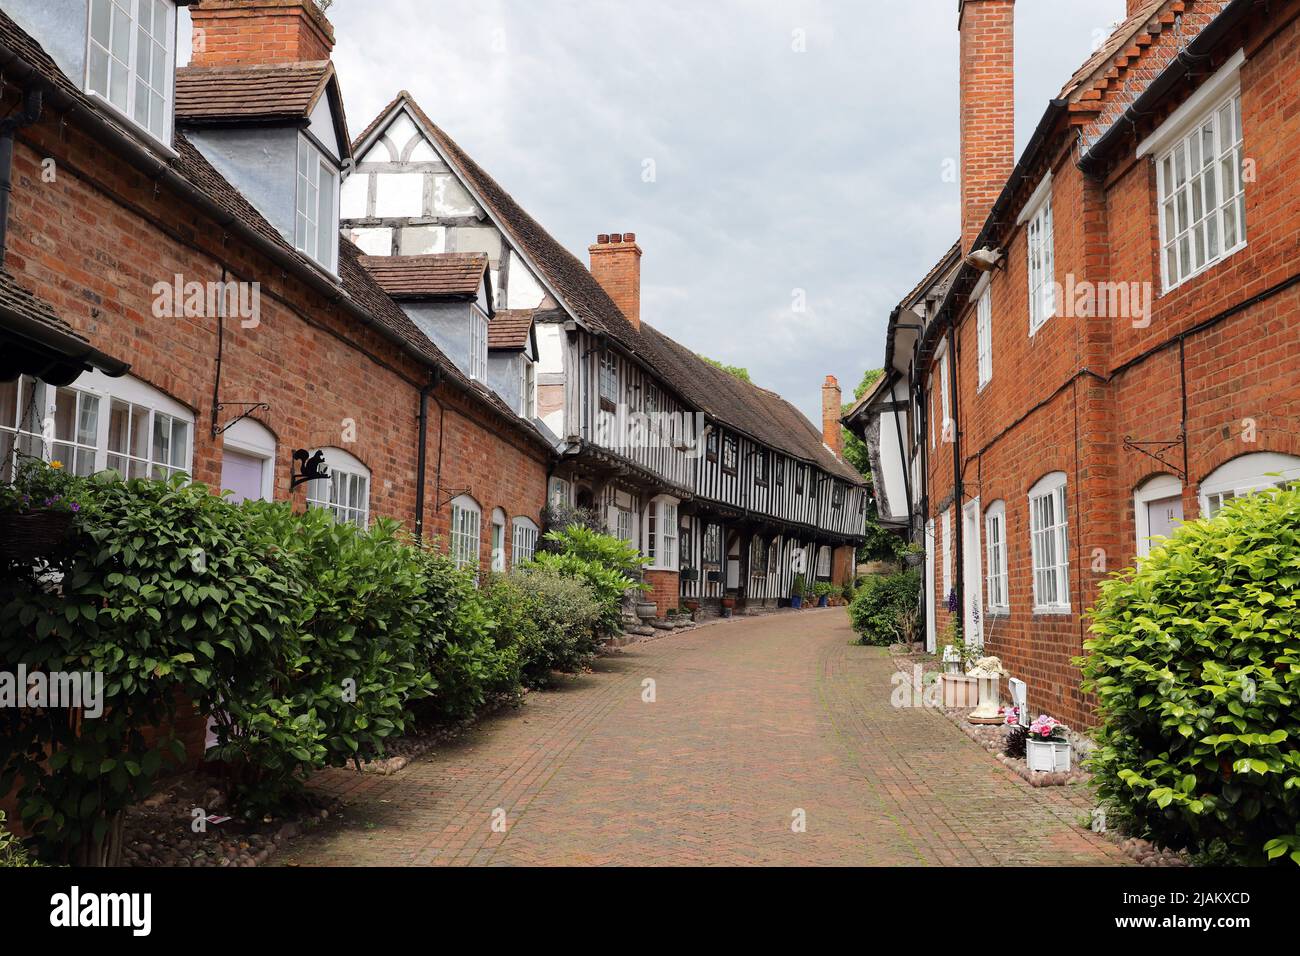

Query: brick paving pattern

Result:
[280,609,1128,866]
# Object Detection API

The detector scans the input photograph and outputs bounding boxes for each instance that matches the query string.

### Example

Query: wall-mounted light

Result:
[965,247,1005,272]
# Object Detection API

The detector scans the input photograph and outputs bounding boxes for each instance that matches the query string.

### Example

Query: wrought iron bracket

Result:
[1122,432,1187,482]
[212,402,270,439]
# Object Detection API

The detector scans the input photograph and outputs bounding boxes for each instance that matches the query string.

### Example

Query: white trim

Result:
[643,493,680,571]
[305,446,370,527]
[962,498,983,647]
[976,284,993,390]
[1137,50,1247,160]
[983,500,1009,613]
[1028,471,1070,614]
[490,507,507,572]
[1134,473,1183,558]
[1016,171,1053,226]
[511,515,539,567]
[1198,452,1300,517]
[449,494,482,569]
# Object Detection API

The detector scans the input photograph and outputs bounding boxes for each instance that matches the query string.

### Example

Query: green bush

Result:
[0,810,43,867]
[533,524,647,633]
[415,549,518,720]
[849,570,921,646]
[0,474,298,863]
[214,503,436,809]
[485,567,604,687]
[1082,484,1300,866]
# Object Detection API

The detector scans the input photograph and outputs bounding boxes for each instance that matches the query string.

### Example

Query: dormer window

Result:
[86,0,177,146]
[295,135,340,273]
[469,307,488,381]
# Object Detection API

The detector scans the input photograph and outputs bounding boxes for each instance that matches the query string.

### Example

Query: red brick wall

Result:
[643,570,680,617]
[928,7,1300,729]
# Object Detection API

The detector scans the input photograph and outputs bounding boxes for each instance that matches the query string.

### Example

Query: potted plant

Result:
[790,573,806,609]
[1025,714,1071,772]
[814,582,833,607]
[938,623,979,707]
[683,597,701,619]
[720,592,737,618]
[0,459,86,564]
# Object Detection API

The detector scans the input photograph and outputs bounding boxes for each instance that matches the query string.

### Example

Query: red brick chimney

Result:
[589,232,642,330]
[958,0,1016,256]
[822,375,843,457]
[189,0,335,67]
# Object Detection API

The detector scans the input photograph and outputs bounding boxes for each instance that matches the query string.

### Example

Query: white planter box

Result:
[1026,738,1071,773]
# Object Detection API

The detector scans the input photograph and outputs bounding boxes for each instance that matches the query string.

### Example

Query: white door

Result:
[1146,495,1183,543]
[924,518,936,653]
[221,450,267,504]
[963,500,984,648]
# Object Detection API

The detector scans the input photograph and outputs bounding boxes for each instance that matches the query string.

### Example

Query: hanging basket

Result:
[0,510,76,563]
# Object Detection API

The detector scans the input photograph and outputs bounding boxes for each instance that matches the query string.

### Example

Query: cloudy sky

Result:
[213,0,1129,422]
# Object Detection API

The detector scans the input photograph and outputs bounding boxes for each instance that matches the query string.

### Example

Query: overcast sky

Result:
[203,0,1128,423]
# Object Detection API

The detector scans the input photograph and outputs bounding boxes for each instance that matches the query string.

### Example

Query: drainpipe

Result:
[0,85,43,266]
[413,369,440,543]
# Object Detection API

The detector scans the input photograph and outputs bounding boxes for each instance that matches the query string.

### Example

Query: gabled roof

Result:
[358,253,490,302]
[0,11,548,450]
[354,92,864,485]
[175,60,352,160]
[489,309,537,351]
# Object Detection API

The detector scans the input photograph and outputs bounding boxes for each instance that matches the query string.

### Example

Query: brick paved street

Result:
[280,609,1128,866]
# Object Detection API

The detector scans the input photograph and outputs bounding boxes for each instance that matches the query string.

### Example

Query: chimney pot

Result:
[597,234,610,244]
[623,232,636,243]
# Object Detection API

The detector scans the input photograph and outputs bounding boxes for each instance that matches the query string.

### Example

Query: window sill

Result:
[84,91,179,161]
[1032,607,1073,617]
[644,564,679,574]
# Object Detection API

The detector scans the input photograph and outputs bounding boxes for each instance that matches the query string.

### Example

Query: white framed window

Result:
[490,508,506,572]
[1156,90,1246,291]
[939,347,951,440]
[519,360,536,418]
[816,545,832,579]
[768,536,780,574]
[1199,453,1300,518]
[306,447,370,527]
[0,370,192,481]
[295,135,340,273]
[548,476,571,508]
[1022,176,1056,335]
[598,351,619,409]
[612,505,634,544]
[86,0,177,146]
[449,495,482,570]
[1029,472,1070,613]
[984,500,1008,612]
[511,516,539,566]
[644,495,679,571]
[976,284,993,389]
[469,307,489,381]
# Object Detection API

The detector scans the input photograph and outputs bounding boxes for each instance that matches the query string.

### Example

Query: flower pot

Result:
[940,673,980,709]
[790,595,803,609]
[1025,738,1072,773]
[0,510,75,563]
[817,595,829,607]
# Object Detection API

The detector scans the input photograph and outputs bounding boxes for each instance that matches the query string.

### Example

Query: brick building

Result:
[846,0,1300,728]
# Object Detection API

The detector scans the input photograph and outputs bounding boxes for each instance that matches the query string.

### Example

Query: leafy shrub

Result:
[415,549,518,720]
[210,503,436,809]
[849,570,921,646]
[532,524,647,633]
[485,567,604,687]
[0,810,43,867]
[1082,485,1300,866]
[0,474,297,863]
